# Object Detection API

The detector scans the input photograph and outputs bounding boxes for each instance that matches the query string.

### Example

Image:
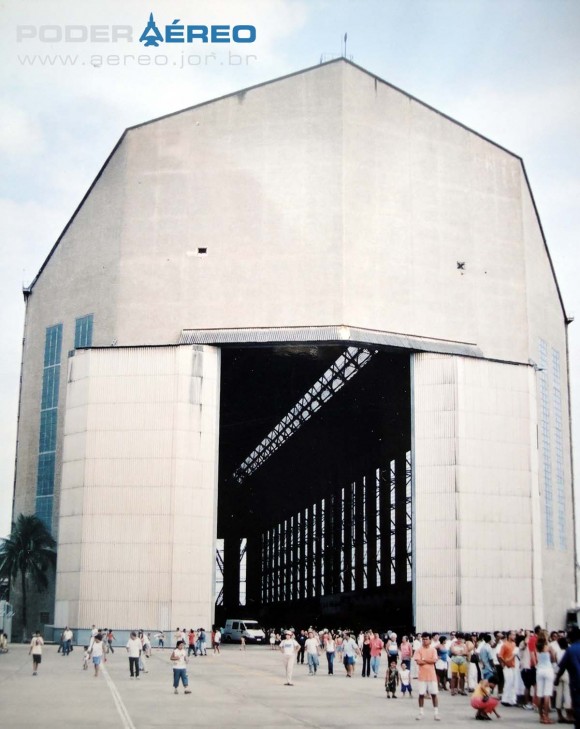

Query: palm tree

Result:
[0,514,56,639]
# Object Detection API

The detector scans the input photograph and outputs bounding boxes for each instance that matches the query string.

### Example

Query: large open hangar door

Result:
[216,345,412,630]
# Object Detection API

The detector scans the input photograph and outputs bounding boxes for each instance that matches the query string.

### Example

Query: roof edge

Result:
[27,130,129,293]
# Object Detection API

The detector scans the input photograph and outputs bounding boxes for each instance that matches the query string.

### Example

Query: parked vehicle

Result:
[566,606,580,632]
[222,619,265,643]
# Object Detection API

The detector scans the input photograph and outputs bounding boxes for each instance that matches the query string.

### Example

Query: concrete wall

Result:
[412,353,546,631]
[54,345,220,630]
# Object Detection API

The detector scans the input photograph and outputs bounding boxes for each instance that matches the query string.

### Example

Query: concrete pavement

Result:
[0,643,549,728]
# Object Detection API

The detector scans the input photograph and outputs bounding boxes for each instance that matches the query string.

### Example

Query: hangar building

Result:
[11,59,576,634]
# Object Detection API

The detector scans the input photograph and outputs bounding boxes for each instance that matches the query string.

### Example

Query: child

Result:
[385,660,400,698]
[471,679,500,720]
[399,662,413,697]
[83,645,90,670]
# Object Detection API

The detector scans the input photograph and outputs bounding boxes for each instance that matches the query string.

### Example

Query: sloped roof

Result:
[26,58,567,319]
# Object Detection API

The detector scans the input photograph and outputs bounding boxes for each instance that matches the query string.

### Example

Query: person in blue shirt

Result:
[555,627,580,729]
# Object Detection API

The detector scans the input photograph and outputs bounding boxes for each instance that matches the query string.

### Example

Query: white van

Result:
[222,619,265,644]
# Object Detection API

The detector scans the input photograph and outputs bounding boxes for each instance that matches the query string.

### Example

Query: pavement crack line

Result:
[103,666,137,729]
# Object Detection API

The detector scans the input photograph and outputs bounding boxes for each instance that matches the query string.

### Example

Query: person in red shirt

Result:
[370,632,384,678]
[414,632,441,721]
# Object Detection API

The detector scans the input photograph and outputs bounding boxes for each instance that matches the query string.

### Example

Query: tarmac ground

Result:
[0,643,559,728]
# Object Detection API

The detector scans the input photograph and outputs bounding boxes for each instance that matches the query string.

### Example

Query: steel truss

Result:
[258,454,413,605]
[215,541,225,606]
[233,347,377,484]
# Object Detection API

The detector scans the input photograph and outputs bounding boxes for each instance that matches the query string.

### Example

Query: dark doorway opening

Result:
[216,345,412,632]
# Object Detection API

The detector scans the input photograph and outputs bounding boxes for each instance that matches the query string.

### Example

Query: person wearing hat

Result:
[280,630,300,685]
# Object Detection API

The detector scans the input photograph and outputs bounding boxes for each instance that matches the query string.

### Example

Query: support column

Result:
[395,452,408,586]
[223,537,241,611]
[245,535,261,611]
[366,470,377,589]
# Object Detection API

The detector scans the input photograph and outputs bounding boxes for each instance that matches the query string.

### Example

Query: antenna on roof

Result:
[343,32,348,58]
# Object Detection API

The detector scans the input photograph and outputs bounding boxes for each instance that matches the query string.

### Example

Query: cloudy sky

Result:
[1,0,579,541]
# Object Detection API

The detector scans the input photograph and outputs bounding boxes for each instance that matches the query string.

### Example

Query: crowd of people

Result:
[14,620,580,724]
[273,625,579,724]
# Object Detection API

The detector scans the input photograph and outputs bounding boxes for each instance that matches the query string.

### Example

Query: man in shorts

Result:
[414,632,440,721]
[341,631,360,677]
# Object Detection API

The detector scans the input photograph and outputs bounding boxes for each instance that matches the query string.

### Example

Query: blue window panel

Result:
[41,366,60,410]
[39,409,57,453]
[75,314,93,349]
[43,324,63,367]
[35,496,53,529]
[37,453,55,496]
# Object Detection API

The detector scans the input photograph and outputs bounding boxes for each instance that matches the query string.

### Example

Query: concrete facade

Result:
[55,345,219,631]
[11,59,575,632]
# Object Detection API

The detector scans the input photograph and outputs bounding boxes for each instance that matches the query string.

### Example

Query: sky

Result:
[1,0,579,543]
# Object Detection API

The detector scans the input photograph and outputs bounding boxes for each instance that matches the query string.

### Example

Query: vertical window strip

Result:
[36,323,63,530]
[74,314,94,349]
[538,339,554,547]
[390,460,396,585]
[406,450,413,582]
[304,508,309,599]
[239,538,247,606]
[552,348,566,550]
[351,482,356,591]
[376,468,381,587]
[340,487,345,592]
[312,503,317,596]
[362,477,368,589]
[320,498,325,592]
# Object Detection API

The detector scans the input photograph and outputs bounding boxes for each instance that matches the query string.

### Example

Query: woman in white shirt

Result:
[279,630,300,685]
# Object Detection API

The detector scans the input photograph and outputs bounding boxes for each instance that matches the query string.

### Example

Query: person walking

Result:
[554,636,574,724]
[280,630,300,685]
[555,627,580,729]
[385,660,400,697]
[342,631,360,678]
[304,630,320,676]
[89,633,104,677]
[170,639,192,694]
[29,631,44,675]
[414,632,441,721]
[106,629,115,654]
[370,631,384,678]
[62,626,73,656]
[536,629,556,725]
[324,631,336,675]
[126,631,142,679]
[361,631,372,678]
[213,628,221,654]
[400,635,412,669]
[297,630,306,665]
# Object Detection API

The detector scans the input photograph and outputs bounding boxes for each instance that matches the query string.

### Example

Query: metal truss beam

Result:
[233,347,377,484]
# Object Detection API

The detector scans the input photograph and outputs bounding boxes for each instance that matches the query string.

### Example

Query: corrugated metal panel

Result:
[58,344,220,630]
[413,352,539,631]
[179,325,483,357]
